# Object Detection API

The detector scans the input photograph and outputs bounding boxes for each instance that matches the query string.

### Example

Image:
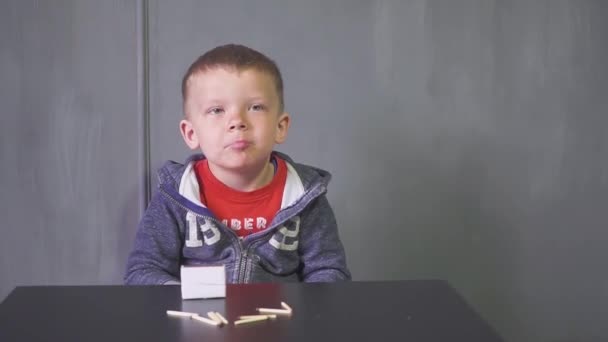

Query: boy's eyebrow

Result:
[197,98,224,106]
[195,96,273,108]
[247,96,269,102]
[248,93,277,102]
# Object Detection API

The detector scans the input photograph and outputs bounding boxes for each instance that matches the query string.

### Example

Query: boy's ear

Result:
[274,112,291,144]
[179,119,200,150]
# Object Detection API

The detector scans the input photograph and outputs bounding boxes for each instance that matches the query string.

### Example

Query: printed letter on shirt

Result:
[230,219,242,231]
[269,216,300,251]
[244,218,254,230]
[185,212,203,247]
[200,217,221,245]
[185,212,220,246]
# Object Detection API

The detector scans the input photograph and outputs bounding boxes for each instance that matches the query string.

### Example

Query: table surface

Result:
[0,280,503,342]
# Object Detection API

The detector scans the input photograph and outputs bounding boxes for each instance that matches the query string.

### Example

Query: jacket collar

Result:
[156,152,331,216]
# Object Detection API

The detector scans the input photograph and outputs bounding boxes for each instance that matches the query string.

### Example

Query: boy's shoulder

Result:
[273,151,332,190]
[156,152,332,191]
[156,154,205,188]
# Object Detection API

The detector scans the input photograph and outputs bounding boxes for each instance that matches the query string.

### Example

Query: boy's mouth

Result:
[228,140,251,150]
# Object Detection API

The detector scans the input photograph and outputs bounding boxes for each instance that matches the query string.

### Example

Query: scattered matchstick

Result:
[281,302,293,313]
[239,314,277,320]
[256,301,293,315]
[192,314,221,326]
[256,307,292,315]
[214,312,229,325]
[207,312,223,325]
[168,303,292,327]
[234,315,269,325]
[166,310,196,318]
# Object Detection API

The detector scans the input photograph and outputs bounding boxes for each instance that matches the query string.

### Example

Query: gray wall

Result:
[2,1,607,341]
[0,0,144,296]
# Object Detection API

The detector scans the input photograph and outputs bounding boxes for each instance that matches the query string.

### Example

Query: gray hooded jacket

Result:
[124,152,351,284]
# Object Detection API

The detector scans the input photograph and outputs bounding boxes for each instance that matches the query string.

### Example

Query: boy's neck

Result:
[208,160,275,192]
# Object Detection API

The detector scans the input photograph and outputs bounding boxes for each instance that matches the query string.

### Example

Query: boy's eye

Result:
[250,104,266,111]
[207,107,224,115]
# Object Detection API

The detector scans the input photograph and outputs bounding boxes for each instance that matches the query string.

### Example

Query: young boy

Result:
[124,44,351,284]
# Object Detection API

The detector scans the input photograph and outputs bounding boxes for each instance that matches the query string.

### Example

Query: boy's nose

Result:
[228,111,248,131]
[229,122,247,130]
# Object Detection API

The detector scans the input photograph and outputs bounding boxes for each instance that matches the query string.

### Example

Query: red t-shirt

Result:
[194,156,287,238]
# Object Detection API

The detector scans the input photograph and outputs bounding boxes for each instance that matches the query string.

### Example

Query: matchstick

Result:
[234,315,269,325]
[239,314,277,320]
[166,310,196,318]
[192,314,221,326]
[214,312,229,325]
[281,301,293,313]
[207,312,223,324]
[256,307,292,315]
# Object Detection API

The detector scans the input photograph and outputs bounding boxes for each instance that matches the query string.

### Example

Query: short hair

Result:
[181,44,284,113]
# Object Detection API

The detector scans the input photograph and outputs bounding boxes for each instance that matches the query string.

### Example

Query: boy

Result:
[124,44,350,284]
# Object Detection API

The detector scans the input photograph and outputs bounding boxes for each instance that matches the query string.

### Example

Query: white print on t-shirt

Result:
[269,216,300,251]
[185,212,221,247]
[221,217,267,231]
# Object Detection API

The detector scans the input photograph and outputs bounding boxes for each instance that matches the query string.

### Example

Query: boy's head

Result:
[181,44,285,114]
[179,44,290,178]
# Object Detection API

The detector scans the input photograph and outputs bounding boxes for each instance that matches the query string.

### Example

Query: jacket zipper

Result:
[238,250,248,283]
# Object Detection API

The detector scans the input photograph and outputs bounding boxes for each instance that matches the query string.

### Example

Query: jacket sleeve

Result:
[298,194,351,282]
[124,190,182,285]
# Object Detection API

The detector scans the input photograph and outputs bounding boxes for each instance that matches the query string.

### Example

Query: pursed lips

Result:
[227,139,252,150]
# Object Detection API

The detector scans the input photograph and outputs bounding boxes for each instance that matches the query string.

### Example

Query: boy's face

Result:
[180,67,290,175]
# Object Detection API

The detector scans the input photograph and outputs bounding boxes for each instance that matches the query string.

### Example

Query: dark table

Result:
[0,280,503,341]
